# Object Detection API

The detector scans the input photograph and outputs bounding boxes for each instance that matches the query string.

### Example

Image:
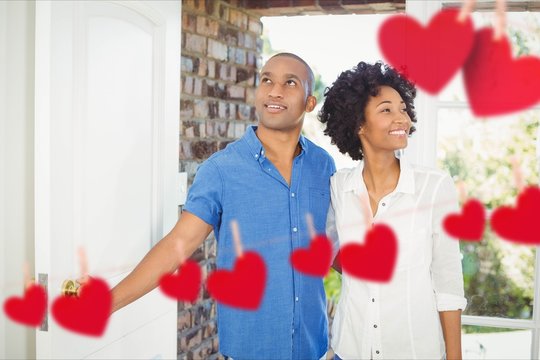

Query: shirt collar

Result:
[344,153,415,195]
[242,125,308,163]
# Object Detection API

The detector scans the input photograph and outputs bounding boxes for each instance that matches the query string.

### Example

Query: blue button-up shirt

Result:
[184,126,336,359]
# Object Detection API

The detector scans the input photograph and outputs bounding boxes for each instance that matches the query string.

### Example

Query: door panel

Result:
[35,1,180,358]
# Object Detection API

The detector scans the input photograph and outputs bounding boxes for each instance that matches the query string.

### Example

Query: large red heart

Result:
[159,259,201,303]
[378,9,474,94]
[491,186,540,245]
[3,284,47,327]
[464,28,540,116]
[290,235,332,277]
[340,224,398,283]
[443,199,485,241]
[51,277,111,337]
[207,252,266,310]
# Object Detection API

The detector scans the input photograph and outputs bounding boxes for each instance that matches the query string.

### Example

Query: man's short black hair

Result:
[318,61,417,161]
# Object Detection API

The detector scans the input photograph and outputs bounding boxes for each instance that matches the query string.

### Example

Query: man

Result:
[109,53,336,359]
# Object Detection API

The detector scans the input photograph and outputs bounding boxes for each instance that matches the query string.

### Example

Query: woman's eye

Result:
[401,108,408,113]
[382,108,391,113]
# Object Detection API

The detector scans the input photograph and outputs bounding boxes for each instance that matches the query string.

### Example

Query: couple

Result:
[109,53,466,359]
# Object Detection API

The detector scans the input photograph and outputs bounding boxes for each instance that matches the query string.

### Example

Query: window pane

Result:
[462,326,531,359]
[437,108,539,319]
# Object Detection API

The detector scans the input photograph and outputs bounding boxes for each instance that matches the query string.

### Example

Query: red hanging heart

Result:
[491,186,540,245]
[207,252,266,310]
[51,277,111,337]
[290,235,333,277]
[159,259,201,303]
[3,284,47,327]
[464,28,540,116]
[340,224,398,283]
[378,8,474,94]
[443,199,486,241]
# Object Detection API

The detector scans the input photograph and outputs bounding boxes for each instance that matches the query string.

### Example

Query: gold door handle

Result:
[61,279,80,297]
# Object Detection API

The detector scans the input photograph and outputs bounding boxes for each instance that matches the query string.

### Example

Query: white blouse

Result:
[327,157,467,360]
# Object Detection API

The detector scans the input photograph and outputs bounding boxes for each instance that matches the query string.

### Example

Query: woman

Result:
[319,62,467,360]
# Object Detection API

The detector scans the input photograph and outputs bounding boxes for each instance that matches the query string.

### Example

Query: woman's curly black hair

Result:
[318,61,417,161]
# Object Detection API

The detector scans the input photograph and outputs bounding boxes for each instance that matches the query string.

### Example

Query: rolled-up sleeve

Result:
[183,159,223,229]
[430,174,468,311]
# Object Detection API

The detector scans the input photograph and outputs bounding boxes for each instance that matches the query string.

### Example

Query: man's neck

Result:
[255,125,302,163]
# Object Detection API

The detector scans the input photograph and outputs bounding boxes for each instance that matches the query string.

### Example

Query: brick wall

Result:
[179,0,262,358]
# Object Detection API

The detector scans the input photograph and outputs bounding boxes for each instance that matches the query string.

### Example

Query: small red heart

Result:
[207,252,266,310]
[379,9,474,94]
[491,186,540,245]
[464,28,540,116]
[51,277,111,337]
[3,284,47,327]
[290,235,332,277]
[443,199,486,241]
[159,259,201,303]
[340,224,398,283]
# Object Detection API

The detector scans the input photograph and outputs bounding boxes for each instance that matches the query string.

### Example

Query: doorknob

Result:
[61,279,80,297]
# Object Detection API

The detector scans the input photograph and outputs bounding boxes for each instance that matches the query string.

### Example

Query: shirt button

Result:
[254,154,259,158]
[292,227,298,232]
[261,150,265,155]
[291,192,295,197]
[295,297,299,302]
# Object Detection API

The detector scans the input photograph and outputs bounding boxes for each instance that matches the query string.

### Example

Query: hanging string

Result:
[458,0,476,23]
[230,220,244,258]
[457,0,507,40]
[494,0,507,40]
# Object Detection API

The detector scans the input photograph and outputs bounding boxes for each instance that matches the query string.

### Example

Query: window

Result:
[409,3,540,358]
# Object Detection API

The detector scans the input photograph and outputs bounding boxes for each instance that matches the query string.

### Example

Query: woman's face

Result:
[359,85,412,155]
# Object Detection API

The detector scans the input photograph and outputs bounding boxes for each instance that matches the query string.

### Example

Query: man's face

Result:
[255,56,316,132]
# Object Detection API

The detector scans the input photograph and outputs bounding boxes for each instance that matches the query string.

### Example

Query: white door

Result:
[34,1,180,358]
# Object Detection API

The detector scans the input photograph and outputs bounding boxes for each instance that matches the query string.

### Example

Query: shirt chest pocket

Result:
[308,187,330,229]
[396,227,429,271]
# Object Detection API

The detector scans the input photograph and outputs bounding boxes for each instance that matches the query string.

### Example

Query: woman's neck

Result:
[362,152,400,195]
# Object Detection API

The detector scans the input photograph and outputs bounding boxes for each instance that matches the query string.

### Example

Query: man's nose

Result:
[268,83,284,98]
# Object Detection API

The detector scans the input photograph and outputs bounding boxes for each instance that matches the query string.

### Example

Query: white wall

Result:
[0,1,6,355]
[0,1,36,359]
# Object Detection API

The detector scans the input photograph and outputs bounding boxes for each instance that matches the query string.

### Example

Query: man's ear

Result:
[305,95,317,113]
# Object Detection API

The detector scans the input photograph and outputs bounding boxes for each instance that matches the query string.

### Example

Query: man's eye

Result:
[286,80,296,86]
[261,78,272,84]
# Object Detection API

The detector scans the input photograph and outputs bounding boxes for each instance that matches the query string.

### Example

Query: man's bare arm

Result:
[110,211,213,313]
